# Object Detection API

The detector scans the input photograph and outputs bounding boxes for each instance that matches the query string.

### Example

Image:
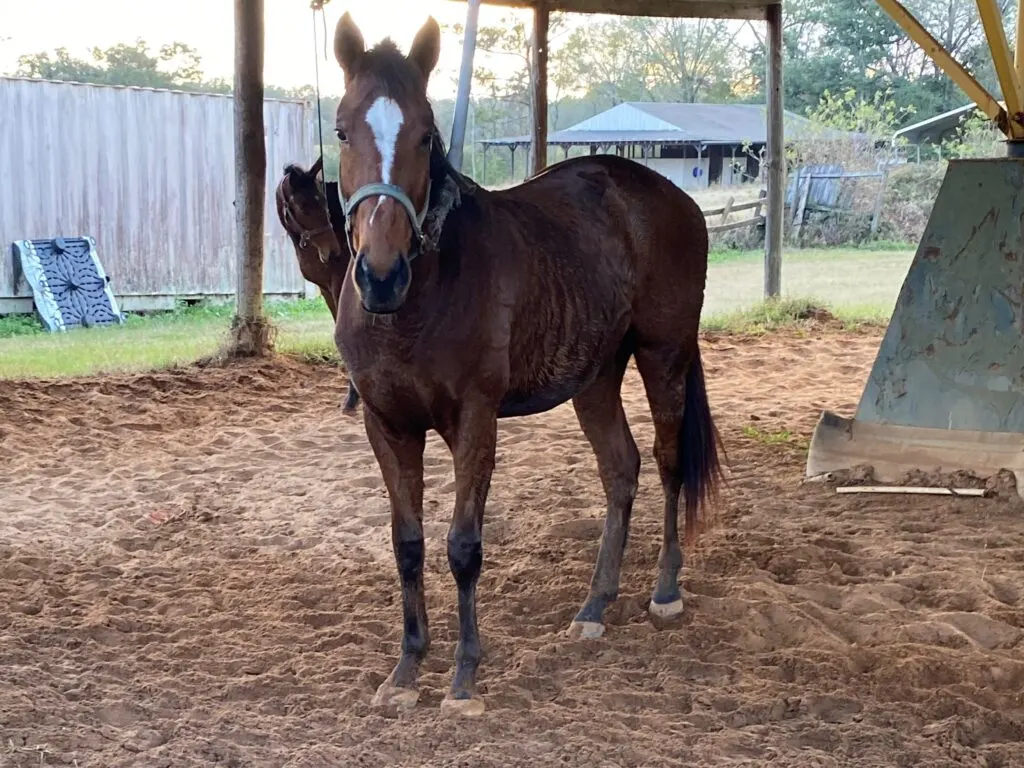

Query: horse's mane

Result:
[428,125,478,204]
[324,181,345,230]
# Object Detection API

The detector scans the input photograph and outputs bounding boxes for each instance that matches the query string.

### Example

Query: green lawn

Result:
[0,246,913,380]
[0,300,338,379]
[703,246,913,321]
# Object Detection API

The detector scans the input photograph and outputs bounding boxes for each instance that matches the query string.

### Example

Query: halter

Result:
[298,223,335,251]
[282,197,336,263]
[337,136,434,261]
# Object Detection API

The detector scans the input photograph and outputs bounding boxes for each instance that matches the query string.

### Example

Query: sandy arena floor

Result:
[2,327,1023,767]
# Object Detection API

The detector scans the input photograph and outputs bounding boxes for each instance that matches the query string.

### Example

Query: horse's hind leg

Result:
[568,349,640,639]
[633,343,692,620]
[341,381,360,414]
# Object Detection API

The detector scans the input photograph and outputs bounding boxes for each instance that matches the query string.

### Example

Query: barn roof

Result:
[892,103,983,144]
[482,102,864,147]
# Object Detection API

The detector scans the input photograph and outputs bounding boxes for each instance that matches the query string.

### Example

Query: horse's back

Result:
[493,154,709,292]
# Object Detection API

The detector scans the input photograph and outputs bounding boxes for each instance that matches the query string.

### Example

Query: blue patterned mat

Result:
[12,237,124,332]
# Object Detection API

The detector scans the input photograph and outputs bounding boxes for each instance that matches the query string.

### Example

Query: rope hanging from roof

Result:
[309,0,331,170]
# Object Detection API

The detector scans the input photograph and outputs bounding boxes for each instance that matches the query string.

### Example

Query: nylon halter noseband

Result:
[338,135,434,261]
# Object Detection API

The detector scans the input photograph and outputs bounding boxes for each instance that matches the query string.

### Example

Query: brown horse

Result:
[274,158,360,413]
[331,14,723,715]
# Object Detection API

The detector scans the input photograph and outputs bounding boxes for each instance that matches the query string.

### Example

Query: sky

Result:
[0,0,533,99]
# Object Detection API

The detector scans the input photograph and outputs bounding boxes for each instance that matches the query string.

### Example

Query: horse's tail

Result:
[679,345,725,545]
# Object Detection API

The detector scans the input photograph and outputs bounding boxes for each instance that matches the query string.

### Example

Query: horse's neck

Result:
[325,181,345,229]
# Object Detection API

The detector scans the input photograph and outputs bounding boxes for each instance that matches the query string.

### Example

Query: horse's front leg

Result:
[363,408,428,709]
[440,400,498,716]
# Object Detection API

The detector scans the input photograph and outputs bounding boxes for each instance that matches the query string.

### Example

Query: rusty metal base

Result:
[806,411,1024,499]
[806,158,1024,488]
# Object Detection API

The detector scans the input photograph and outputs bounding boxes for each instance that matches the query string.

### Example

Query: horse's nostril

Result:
[356,251,372,278]
[357,253,406,283]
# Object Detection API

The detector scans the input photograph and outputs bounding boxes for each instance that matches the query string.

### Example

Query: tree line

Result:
[7,0,1015,186]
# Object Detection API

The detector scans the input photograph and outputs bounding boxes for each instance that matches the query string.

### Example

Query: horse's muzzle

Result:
[354,251,411,314]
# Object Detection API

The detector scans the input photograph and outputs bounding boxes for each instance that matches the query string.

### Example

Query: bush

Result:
[877,161,947,243]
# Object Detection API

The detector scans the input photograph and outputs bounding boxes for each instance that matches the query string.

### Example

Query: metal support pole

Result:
[530,2,549,176]
[448,0,481,171]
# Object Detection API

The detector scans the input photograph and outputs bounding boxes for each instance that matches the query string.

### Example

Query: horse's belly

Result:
[500,299,631,417]
[499,343,615,418]
[497,378,590,418]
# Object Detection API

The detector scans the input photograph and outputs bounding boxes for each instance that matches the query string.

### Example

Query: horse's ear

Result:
[334,12,365,78]
[310,156,323,178]
[408,16,441,82]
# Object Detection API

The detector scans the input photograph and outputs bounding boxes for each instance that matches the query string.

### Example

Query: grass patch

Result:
[2,246,905,380]
[0,314,45,338]
[704,247,913,319]
[0,298,337,379]
[742,424,810,451]
[281,337,343,365]
[701,296,888,333]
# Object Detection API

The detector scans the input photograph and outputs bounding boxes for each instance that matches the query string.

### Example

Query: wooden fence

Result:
[787,168,888,245]
[703,189,767,235]
[0,76,316,315]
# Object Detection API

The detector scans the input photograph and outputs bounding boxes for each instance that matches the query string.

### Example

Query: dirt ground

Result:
[2,326,1024,767]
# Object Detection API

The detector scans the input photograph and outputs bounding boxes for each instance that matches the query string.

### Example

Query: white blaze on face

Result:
[364,96,404,227]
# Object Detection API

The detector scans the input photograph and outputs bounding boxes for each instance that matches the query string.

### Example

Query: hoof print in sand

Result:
[567,620,605,640]
[440,696,486,717]
[370,684,420,710]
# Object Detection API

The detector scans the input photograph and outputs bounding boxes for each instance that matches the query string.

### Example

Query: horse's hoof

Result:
[370,682,419,709]
[566,620,605,640]
[648,598,684,620]
[440,696,486,717]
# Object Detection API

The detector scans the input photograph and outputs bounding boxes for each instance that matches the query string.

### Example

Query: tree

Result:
[15,39,220,91]
[744,0,1017,123]
[557,19,657,106]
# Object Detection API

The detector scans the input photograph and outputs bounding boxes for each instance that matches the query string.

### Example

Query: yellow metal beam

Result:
[1015,0,1024,105]
[874,0,1017,138]
[976,0,1024,133]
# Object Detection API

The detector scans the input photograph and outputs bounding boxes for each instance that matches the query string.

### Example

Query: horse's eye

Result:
[420,132,432,148]
[336,128,348,143]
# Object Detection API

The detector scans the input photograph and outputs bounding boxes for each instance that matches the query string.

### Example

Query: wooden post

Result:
[870,171,889,237]
[231,0,270,356]
[753,188,766,221]
[720,196,734,227]
[449,0,481,171]
[791,171,811,246]
[530,2,549,176]
[763,2,784,299]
